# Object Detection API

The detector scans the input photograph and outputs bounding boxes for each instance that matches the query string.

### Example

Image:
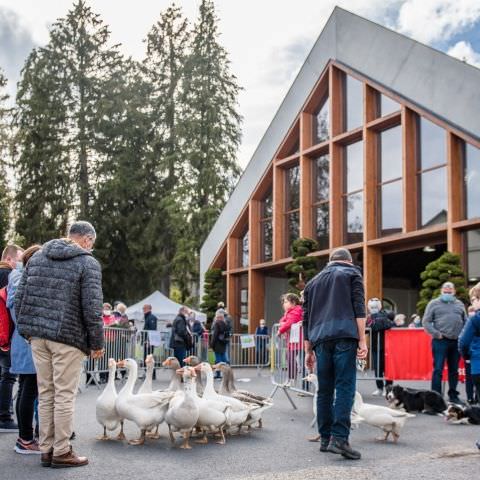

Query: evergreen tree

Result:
[200,268,225,322]
[14,0,125,243]
[0,69,11,243]
[285,238,319,294]
[178,0,242,296]
[417,252,469,315]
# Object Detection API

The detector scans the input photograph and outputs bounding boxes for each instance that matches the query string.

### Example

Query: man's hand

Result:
[91,349,104,359]
[357,339,368,359]
[305,351,316,371]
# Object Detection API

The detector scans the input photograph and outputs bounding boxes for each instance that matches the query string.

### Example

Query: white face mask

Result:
[16,261,23,271]
[104,310,112,316]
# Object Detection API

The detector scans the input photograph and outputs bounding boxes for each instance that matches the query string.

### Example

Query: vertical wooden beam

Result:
[364,85,377,241]
[330,65,344,137]
[249,199,261,265]
[447,133,464,254]
[248,269,265,334]
[273,165,286,259]
[300,113,314,239]
[363,245,383,304]
[227,237,239,271]
[330,142,343,248]
[365,85,378,124]
[403,107,417,232]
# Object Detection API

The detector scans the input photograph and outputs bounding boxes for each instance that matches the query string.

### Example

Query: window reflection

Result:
[381,181,402,235]
[345,76,363,131]
[315,154,329,201]
[345,192,363,244]
[262,221,272,262]
[380,126,402,182]
[241,230,249,267]
[380,94,400,117]
[421,167,447,227]
[315,203,329,250]
[286,166,300,210]
[314,96,329,144]
[346,141,364,192]
[287,211,300,253]
[466,229,480,283]
[419,117,446,170]
[465,142,480,219]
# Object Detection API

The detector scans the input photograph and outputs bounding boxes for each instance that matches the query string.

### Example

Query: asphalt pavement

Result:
[0,368,479,480]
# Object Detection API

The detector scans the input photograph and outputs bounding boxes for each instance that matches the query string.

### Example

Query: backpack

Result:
[0,287,13,352]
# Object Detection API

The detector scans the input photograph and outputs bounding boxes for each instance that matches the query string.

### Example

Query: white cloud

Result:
[396,0,480,44]
[447,40,480,67]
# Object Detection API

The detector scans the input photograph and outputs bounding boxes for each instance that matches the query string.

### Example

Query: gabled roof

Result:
[200,6,480,284]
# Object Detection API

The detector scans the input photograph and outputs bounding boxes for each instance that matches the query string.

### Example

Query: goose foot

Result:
[392,432,399,444]
[195,431,209,444]
[168,426,175,445]
[216,427,226,445]
[128,430,146,445]
[96,434,110,441]
[116,431,126,441]
[256,419,263,429]
[308,435,321,442]
[180,432,192,450]
[146,433,161,439]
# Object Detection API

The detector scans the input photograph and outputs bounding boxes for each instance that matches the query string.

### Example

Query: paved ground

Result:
[1,369,479,480]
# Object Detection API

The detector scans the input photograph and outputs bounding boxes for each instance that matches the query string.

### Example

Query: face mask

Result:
[441,293,454,303]
[369,307,380,314]
[16,261,23,271]
[104,310,112,316]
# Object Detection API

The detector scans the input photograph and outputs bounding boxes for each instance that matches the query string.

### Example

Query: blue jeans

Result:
[315,339,357,441]
[214,352,227,378]
[431,338,459,398]
[174,346,187,366]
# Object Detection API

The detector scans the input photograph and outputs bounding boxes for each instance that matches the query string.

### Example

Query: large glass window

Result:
[344,141,364,243]
[313,96,329,144]
[466,229,480,283]
[313,153,329,249]
[239,274,249,328]
[379,94,400,117]
[418,117,447,228]
[240,230,249,267]
[260,190,273,262]
[465,142,480,219]
[345,75,363,132]
[285,166,300,254]
[379,126,403,235]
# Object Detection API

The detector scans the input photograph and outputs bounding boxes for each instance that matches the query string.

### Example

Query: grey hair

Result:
[442,281,455,290]
[329,247,352,262]
[67,221,96,239]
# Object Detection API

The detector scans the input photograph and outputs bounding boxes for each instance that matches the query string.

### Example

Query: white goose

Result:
[138,354,155,394]
[162,357,183,392]
[196,362,258,432]
[115,358,175,445]
[95,358,125,441]
[352,391,415,443]
[165,367,200,449]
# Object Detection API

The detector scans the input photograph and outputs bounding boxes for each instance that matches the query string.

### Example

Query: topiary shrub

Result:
[200,268,225,322]
[285,238,319,294]
[417,252,468,316]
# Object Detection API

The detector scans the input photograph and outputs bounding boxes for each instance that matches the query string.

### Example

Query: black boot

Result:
[327,438,361,460]
[320,438,329,452]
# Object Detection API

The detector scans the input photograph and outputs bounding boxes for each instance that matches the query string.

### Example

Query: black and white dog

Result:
[385,384,447,414]
[446,404,480,425]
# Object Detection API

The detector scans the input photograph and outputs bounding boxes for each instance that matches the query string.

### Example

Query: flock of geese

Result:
[96,355,274,449]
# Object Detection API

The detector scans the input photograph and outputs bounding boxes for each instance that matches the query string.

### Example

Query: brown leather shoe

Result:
[51,447,88,468]
[41,451,53,467]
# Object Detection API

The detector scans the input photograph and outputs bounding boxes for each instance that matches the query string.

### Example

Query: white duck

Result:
[138,354,155,394]
[196,362,258,432]
[115,358,175,445]
[352,391,415,443]
[302,373,320,442]
[216,363,273,429]
[95,358,125,441]
[165,367,200,449]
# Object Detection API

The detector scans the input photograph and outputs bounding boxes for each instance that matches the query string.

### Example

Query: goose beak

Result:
[184,356,192,365]
[162,359,170,367]
[117,360,125,368]
[193,364,202,372]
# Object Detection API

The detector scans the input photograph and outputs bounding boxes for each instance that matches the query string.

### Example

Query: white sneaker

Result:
[382,390,386,397]
[372,389,383,396]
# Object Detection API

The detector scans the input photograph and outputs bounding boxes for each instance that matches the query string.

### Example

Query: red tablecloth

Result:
[384,329,465,382]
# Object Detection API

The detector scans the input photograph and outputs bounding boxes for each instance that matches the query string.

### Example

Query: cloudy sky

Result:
[0,0,479,168]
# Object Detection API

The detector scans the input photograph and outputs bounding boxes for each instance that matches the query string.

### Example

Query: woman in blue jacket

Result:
[459,283,480,449]
[8,245,41,455]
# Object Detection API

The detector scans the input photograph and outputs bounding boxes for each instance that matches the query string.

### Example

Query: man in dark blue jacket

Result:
[303,248,367,460]
[142,304,157,379]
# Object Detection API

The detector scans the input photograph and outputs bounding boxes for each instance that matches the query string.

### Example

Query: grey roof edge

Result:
[200,6,480,292]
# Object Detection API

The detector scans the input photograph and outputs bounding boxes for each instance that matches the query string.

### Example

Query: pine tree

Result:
[285,238,319,294]
[14,0,125,243]
[179,0,242,295]
[417,252,469,315]
[0,69,11,243]
[200,268,225,323]
[143,3,190,296]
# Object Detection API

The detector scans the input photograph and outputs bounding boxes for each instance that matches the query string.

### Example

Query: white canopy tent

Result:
[125,290,207,326]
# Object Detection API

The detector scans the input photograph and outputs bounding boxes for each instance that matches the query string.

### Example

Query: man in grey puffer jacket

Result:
[422,281,467,403]
[16,221,104,468]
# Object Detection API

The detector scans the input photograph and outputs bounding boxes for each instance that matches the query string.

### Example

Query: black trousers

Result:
[0,350,16,421]
[15,374,38,441]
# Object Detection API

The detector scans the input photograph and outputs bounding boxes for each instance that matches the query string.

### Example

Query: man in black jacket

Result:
[142,304,157,379]
[169,307,190,365]
[16,221,104,468]
[303,248,367,460]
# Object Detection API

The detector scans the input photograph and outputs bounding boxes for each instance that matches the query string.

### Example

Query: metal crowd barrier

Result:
[269,323,383,409]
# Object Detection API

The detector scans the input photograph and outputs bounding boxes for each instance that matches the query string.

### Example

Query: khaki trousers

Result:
[31,339,85,456]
